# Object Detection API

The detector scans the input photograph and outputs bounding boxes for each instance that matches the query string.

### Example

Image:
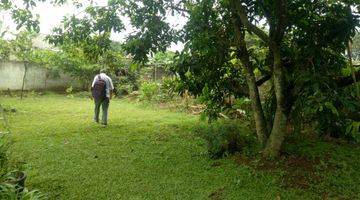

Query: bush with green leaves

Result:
[158,76,181,101]
[345,121,360,142]
[0,39,11,61]
[196,120,257,158]
[113,66,141,97]
[288,72,360,141]
[139,81,160,102]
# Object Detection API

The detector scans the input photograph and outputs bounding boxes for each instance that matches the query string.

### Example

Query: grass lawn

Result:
[1,94,359,199]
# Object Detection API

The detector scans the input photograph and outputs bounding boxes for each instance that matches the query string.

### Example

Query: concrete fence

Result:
[0,61,80,91]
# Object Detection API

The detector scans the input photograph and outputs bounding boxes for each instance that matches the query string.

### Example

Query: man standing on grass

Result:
[91,69,114,126]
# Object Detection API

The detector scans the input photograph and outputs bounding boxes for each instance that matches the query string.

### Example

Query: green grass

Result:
[0,94,359,199]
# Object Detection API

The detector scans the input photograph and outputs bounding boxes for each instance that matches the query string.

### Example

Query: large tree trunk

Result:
[264,48,287,157]
[246,68,268,146]
[232,0,288,156]
[20,62,28,100]
[233,20,268,146]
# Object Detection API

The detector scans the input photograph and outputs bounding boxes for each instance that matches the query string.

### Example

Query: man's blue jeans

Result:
[94,98,109,125]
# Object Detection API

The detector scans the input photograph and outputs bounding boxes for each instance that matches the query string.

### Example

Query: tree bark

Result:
[263,46,287,157]
[21,62,28,100]
[246,65,269,146]
[232,0,289,156]
[232,15,268,146]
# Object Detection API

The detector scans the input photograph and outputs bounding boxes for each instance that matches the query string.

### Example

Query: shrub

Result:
[139,81,160,101]
[115,83,133,97]
[222,97,253,120]
[158,76,181,101]
[196,120,257,158]
[345,121,360,142]
[113,67,140,97]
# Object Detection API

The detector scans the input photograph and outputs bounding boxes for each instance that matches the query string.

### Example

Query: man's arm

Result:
[91,76,98,89]
[108,76,115,99]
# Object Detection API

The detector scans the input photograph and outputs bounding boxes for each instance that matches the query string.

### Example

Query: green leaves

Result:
[1,0,67,32]
[11,31,36,62]
[11,8,40,32]
[0,39,11,61]
[324,102,339,116]
[345,121,360,141]
[47,3,124,63]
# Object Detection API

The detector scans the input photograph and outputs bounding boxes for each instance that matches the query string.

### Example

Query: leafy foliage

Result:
[196,119,257,158]
[0,39,11,61]
[11,31,36,63]
[0,0,67,32]
[139,81,160,102]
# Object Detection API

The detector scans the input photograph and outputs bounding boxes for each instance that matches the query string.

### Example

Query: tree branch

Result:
[256,75,271,86]
[233,2,271,45]
[168,5,190,13]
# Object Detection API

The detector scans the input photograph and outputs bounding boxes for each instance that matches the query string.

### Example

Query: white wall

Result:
[0,61,80,90]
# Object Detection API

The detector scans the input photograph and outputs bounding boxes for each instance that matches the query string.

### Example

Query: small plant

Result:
[196,120,257,158]
[345,121,360,142]
[0,184,44,200]
[66,86,74,98]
